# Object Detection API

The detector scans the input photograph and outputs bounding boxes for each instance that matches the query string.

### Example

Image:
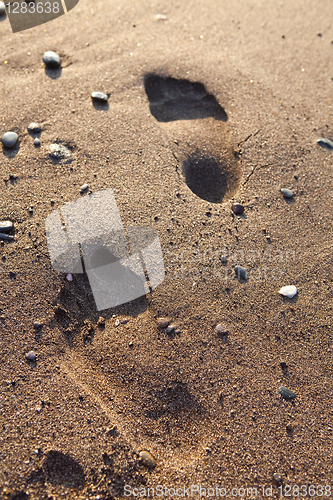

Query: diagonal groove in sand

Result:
[59,349,212,470]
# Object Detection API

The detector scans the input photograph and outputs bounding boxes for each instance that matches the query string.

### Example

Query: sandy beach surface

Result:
[0,0,333,498]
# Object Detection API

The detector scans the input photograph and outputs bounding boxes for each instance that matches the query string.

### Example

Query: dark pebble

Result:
[166,325,175,334]
[33,322,42,329]
[34,138,41,147]
[286,423,293,433]
[273,473,282,483]
[9,271,16,279]
[25,351,36,362]
[317,137,333,150]
[121,318,129,324]
[0,233,13,241]
[235,265,248,280]
[1,132,18,148]
[42,51,61,68]
[279,386,296,400]
[280,361,287,371]
[281,188,294,198]
[91,91,108,102]
[232,203,244,215]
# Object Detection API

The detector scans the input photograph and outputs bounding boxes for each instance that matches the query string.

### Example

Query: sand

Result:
[0,0,333,498]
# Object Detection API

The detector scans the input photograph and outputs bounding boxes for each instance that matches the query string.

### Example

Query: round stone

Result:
[139,450,156,469]
[42,51,61,68]
[28,122,41,133]
[279,285,297,298]
[157,318,169,328]
[286,423,293,432]
[0,221,13,233]
[273,473,282,483]
[232,203,244,215]
[34,138,40,147]
[281,188,294,198]
[1,132,18,148]
[215,324,228,336]
[25,351,36,362]
[166,325,175,334]
[280,361,287,371]
[235,265,248,280]
[91,91,108,102]
[80,184,89,193]
[317,137,333,150]
[279,386,296,400]
[0,2,6,15]
[33,322,42,329]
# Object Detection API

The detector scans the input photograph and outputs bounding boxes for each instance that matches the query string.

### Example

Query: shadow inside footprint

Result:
[144,75,227,122]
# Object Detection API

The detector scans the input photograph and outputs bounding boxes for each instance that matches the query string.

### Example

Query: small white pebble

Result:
[115,319,120,327]
[156,14,167,20]
[279,285,297,298]
[66,273,73,281]
[80,183,89,193]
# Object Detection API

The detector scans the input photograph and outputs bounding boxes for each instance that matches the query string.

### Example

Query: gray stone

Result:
[80,184,89,193]
[232,203,244,215]
[279,386,296,400]
[281,188,294,198]
[157,318,169,328]
[273,473,282,483]
[91,91,108,102]
[139,450,156,469]
[42,51,61,68]
[0,233,13,241]
[34,322,42,329]
[166,325,175,334]
[25,351,36,362]
[0,221,13,233]
[28,122,41,133]
[0,2,6,15]
[317,137,333,150]
[1,132,18,148]
[235,265,248,280]
[215,324,228,336]
[34,138,40,147]
[49,144,72,160]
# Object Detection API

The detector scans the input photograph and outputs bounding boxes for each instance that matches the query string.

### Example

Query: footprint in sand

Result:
[144,74,240,203]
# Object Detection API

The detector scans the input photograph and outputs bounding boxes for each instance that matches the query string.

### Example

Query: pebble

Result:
[286,423,293,433]
[115,319,120,327]
[9,271,16,279]
[280,361,287,371]
[0,2,6,15]
[91,91,108,102]
[49,144,72,160]
[34,138,41,147]
[42,51,61,68]
[1,132,18,148]
[317,137,333,150]
[235,265,248,280]
[121,318,129,324]
[281,188,294,198]
[156,14,167,20]
[279,285,297,298]
[0,221,13,233]
[28,122,41,133]
[97,316,105,327]
[139,450,156,469]
[232,203,244,215]
[33,322,42,329]
[25,351,36,362]
[157,318,169,328]
[0,233,13,241]
[66,273,73,281]
[215,324,228,336]
[279,386,296,400]
[166,325,175,334]
[80,183,89,193]
[273,473,282,483]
